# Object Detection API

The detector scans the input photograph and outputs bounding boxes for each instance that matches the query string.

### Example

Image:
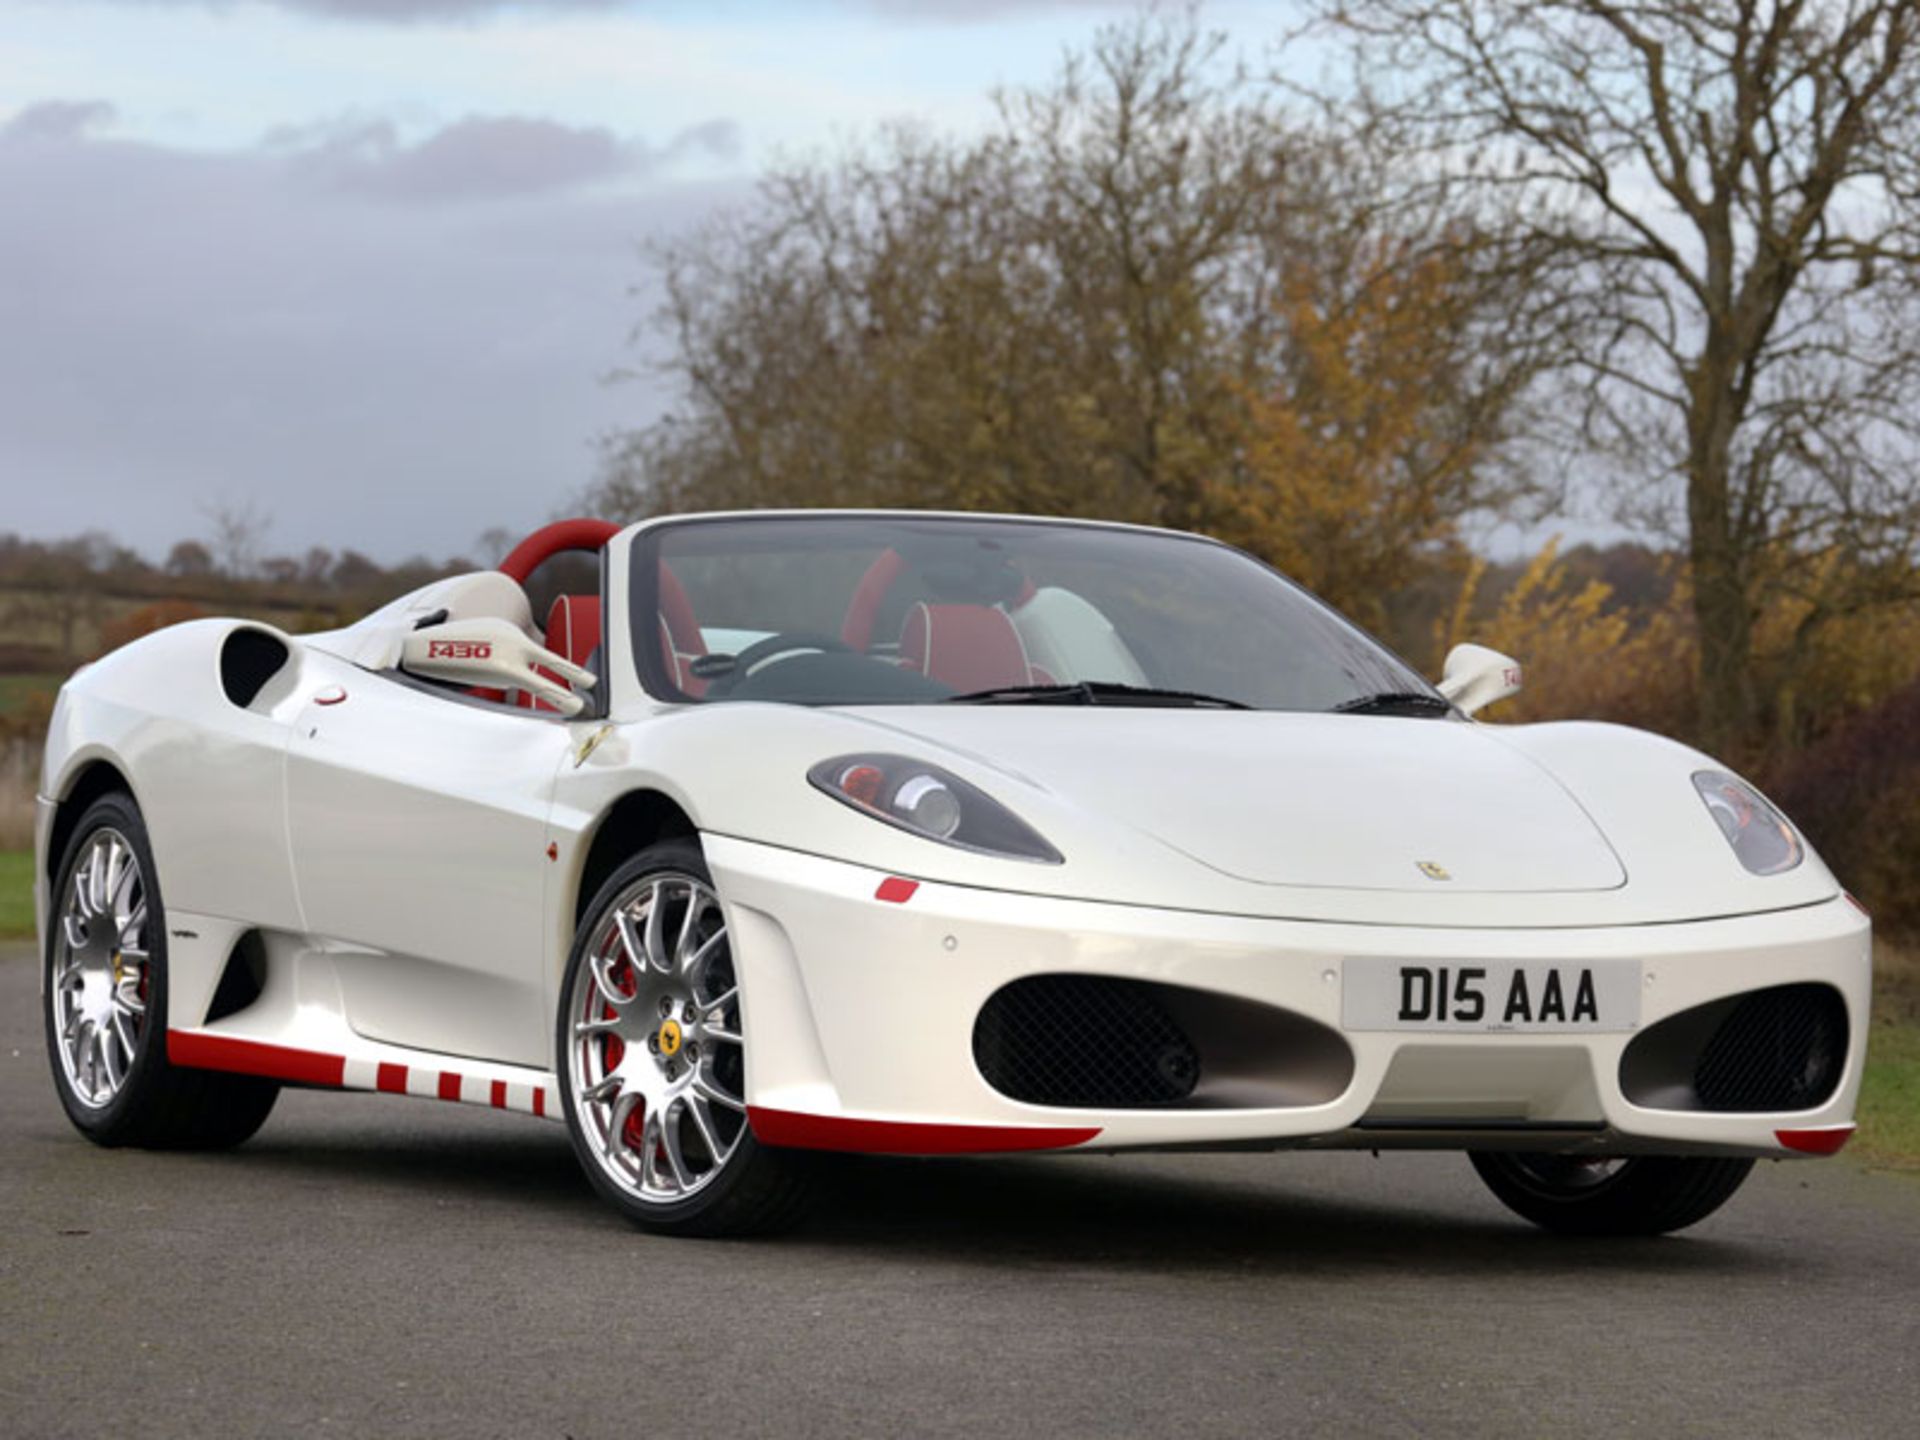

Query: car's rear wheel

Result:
[1469,1150,1754,1236]
[45,792,279,1149]
[557,840,813,1236]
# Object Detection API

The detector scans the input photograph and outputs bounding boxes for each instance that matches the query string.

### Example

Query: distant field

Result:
[0,673,62,714]
[1860,941,1920,1170]
[1,741,34,850]
[0,851,33,940]
[0,585,324,667]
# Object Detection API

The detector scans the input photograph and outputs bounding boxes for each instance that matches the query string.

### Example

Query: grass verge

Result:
[0,850,35,940]
[0,673,61,715]
[1857,940,1920,1171]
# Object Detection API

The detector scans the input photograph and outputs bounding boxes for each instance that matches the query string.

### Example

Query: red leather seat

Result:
[545,594,602,669]
[657,565,707,696]
[514,594,602,711]
[899,603,1034,692]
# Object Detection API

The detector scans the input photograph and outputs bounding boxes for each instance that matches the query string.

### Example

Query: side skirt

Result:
[167,1029,561,1120]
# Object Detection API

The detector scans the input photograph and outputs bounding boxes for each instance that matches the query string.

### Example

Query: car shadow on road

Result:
[790,1154,1791,1281]
[216,1121,607,1219]
[162,1116,1795,1278]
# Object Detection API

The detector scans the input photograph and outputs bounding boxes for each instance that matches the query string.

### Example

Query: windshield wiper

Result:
[946,681,1251,710]
[1332,690,1454,717]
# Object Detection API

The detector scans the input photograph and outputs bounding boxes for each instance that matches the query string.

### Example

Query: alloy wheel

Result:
[52,828,152,1109]
[565,872,748,1204]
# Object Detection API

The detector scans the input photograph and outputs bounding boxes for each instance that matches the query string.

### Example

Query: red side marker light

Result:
[1777,1125,1854,1156]
[315,686,348,706]
[875,877,919,904]
[545,842,559,862]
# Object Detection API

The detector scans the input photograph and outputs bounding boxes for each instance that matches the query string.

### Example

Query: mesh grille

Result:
[973,976,1199,1108]
[1694,983,1847,1112]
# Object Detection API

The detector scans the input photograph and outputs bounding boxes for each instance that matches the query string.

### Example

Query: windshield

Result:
[631,514,1439,712]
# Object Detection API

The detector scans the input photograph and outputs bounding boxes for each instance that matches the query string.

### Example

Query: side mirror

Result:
[1438,642,1522,718]
[400,617,596,717]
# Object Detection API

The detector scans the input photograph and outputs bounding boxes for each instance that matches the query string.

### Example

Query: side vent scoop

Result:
[221,628,292,710]
[204,930,269,1023]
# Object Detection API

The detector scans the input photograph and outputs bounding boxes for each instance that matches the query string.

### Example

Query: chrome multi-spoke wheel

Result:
[568,871,747,1201]
[52,827,151,1108]
[558,842,812,1235]
[45,792,280,1149]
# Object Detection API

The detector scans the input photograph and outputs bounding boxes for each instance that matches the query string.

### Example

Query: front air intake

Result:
[974,975,1198,1108]
[1620,982,1848,1114]
[973,974,1355,1111]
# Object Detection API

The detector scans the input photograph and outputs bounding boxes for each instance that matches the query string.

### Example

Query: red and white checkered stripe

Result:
[167,1031,559,1119]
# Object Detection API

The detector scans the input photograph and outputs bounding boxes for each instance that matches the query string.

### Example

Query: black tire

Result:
[556,839,814,1237]
[44,792,279,1150]
[1469,1151,1754,1236]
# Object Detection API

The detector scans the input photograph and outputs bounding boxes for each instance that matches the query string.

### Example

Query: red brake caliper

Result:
[599,951,647,1151]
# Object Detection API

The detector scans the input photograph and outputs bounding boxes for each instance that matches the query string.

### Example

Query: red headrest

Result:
[653,564,708,696]
[900,603,1033,693]
[544,595,602,669]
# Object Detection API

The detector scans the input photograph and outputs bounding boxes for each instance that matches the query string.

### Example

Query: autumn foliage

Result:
[1218,244,1522,633]
[99,600,209,655]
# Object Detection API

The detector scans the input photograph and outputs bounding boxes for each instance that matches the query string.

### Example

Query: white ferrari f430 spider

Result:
[35,513,1869,1235]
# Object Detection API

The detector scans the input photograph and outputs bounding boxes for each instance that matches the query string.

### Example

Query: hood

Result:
[847,708,1627,895]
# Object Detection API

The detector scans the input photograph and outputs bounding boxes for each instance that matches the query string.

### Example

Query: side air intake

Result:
[220,628,292,710]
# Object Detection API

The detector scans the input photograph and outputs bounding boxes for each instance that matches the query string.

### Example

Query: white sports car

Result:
[36,513,1869,1236]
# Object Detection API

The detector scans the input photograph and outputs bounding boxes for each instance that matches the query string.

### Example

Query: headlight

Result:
[808,754,1063,863]
[1693,771,1802,875]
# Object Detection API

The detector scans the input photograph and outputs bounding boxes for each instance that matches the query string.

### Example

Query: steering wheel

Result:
[706,632,855,696]
[498,518,621,585]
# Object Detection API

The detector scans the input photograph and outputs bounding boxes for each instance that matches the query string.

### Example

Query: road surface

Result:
[2,942,1916,1438]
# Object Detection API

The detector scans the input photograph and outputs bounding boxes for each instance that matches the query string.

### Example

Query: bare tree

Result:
[474,527,516,568]
[200,496,273,581]
[1312,1,1920,749]
[165,540,215,580]
[593,9,1550,628]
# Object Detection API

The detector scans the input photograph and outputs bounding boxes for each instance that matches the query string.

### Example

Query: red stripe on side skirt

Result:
[438,1072,462,1102]
[376,1063,408,1094]
[747,1107,1099,1155]
[491,1080,508,1109]
[167,1032,345,1088]
[533,1088,547,1118]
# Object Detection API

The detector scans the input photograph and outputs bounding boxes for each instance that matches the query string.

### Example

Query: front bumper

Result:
[706,834,1871,1159]
[32,794,54,968]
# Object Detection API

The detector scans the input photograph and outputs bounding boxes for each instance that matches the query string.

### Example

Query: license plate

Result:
[1342,959,1640,1033]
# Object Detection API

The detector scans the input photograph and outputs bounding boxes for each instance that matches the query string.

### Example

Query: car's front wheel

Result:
[557,841,813,1236]
[1469,1150,1754,1236]
[45,792,279,1148]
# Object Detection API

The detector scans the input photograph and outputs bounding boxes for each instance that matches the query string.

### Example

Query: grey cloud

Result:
[1,100,118,145]
[105,1,1117,21]
[287,0,617,15]
[0,102,747,561]
[110,1,620,20]
[270,114,740,201]
[857,0,1128,16]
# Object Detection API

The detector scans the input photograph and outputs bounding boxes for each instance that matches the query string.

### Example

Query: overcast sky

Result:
[0,0,1290,564]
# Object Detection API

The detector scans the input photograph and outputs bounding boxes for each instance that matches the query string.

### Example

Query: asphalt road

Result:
[3,943,1918,1439]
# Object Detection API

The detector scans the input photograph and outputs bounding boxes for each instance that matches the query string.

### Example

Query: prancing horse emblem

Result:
[1416,861,1452,881]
